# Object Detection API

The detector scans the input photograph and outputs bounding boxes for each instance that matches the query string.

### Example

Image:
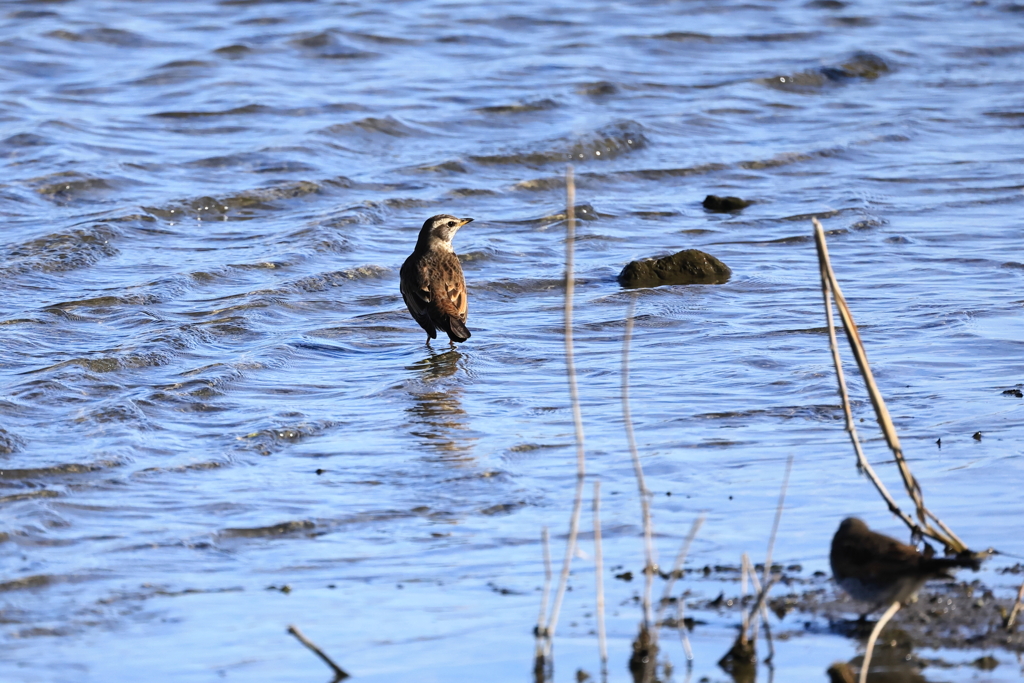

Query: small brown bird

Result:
[830,517,980,613]
[400,214,473,343]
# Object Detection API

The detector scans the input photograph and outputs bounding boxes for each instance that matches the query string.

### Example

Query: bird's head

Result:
[418,214,473,249]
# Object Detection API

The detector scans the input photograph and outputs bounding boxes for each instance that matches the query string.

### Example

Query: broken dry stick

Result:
[812,218,967,554]
[287,624,349,680]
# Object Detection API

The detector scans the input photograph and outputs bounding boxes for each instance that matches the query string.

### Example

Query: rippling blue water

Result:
[2,0,1023,680]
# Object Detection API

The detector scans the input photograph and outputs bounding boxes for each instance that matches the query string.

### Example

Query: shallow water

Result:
[2,0,1023,680]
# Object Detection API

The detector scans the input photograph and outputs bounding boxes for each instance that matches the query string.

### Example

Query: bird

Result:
[830,517,980,613]
[400,214,473,344]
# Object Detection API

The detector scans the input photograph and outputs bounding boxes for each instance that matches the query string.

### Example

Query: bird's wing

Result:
[448,265,468,320]
[400,258,436,337]
[428,253,467,322]
[844,531,925,580]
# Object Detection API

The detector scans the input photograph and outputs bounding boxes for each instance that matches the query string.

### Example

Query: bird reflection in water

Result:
[405,348,475,462]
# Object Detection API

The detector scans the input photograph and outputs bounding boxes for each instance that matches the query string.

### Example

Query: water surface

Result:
[2,0,1024,680]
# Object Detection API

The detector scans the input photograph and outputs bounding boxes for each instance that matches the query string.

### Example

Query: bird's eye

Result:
[447,221,455,227]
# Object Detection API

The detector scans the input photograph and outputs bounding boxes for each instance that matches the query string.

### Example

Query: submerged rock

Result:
[618,249,731,288]
[703,194,751,212]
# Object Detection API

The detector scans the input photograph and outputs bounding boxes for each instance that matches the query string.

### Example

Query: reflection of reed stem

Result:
[813,218,967,553]
[622,295,657,633]
[593,481,608,671]
[546,165,587,645]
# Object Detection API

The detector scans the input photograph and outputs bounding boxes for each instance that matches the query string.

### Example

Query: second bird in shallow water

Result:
[400,214,473,344]
[829,517,980,613]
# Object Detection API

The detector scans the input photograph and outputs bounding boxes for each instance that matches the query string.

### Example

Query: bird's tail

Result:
[431,298,471,343]
[928,549,985,573]
[445,317,471,343]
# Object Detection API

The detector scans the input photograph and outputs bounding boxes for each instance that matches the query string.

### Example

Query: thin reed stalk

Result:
[545,165,588,645]
[749,456,794,655]
[593,481,608,672]
[813,218,967,553]
[747,564,775,663]
[537,526,552,640]
[622,295,657,632]
[655,515,705,661]
[1006,578,1024,630]
[762,454,793,589]
[740,553,751,637]
[859,600,901,683]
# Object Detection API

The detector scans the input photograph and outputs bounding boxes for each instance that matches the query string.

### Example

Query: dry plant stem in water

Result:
[536,526,552,649]
[859,600,901,683]
[813,218,967,553]
[545,165,587,647]
[751,454,793,651]
[1006,578,1024,630]
[593,481,608,671]
[622,295,657,632]
[656,515,706,662]
[287,624,349,680]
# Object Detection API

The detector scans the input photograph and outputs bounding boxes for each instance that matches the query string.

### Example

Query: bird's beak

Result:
[459,218,474,226]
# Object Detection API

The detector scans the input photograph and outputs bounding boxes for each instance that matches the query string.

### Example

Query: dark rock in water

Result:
[618,249,731,288]
[764,51,890,92]
[703,194,751,212]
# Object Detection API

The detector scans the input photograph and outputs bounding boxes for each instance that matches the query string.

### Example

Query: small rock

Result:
[973,431,982,441]
[618,249,731,288]
[702,194,752,212]
[614,571,634,582]
[1002,388,1023,398]
[973,655,999,670]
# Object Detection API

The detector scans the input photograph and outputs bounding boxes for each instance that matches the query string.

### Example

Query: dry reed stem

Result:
[813,218,967,553]
[740,553,751,639]
[746,454,791,653]
[746,564,775,662]
[654,514,705,661]
[762,454,793,589]
[622,295,657,632]
[287,624,349,680]
[859,600,901,683]
[1006,578,1024,630]
[593,481,608,669]
[546,165,587,644]
[537,526,552,643]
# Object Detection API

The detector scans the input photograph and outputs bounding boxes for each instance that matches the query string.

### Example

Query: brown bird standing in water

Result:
[400,214,473,344]
[830,517,980,613]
